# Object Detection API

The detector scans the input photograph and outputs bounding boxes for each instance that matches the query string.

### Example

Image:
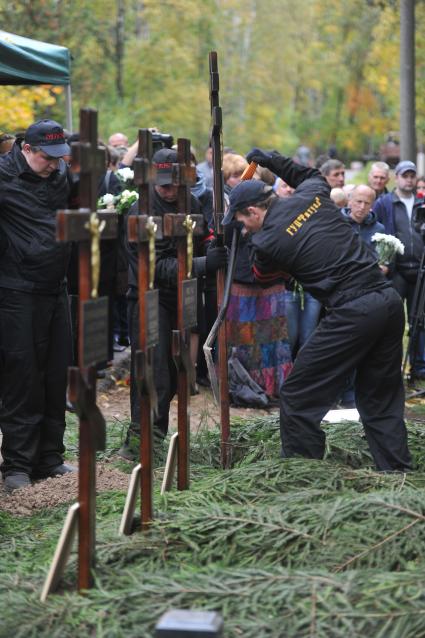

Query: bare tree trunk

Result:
[400,0,416,161]
[116,0,125,98]
[133,0,149,39]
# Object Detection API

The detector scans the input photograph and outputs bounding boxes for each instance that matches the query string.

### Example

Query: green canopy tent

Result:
[0,30,73,131]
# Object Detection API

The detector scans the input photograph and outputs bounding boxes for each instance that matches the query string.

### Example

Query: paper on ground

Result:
[322,408,360,423]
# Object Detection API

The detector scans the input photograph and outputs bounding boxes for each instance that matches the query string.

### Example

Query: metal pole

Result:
[65,84,73,133]
[400,0,416,161]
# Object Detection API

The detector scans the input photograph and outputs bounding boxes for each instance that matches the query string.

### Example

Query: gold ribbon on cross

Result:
[183,214,196,278]
[85,212,106,298]
[146,216,157,290]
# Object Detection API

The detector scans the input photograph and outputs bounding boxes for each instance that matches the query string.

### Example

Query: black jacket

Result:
[250,155,388,307]
[127,189,206,308]
[0,142,71,294]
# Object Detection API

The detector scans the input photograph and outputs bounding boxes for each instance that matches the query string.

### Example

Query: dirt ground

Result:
[0,347,274,515]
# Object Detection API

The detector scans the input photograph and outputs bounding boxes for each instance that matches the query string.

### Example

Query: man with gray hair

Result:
[368,161,390,198]
[320,159,345,189]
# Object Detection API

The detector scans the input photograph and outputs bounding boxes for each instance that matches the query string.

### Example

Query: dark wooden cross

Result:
[209,51,231,469]
[163,138,203,490]
[56,108,118,590]
[127,128,162,529]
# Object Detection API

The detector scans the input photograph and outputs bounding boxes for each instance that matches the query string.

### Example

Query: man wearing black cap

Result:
[123,147,227,454]
[373,160,425,378]
[223,148,411,472]
[0,119,75,492]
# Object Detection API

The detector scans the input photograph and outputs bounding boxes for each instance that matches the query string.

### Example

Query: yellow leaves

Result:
[0,85,62,131]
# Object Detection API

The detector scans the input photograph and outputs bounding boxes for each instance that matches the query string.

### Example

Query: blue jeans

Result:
[284,290,321,359]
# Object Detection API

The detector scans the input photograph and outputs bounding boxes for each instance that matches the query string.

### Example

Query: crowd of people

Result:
[0,118,423,491]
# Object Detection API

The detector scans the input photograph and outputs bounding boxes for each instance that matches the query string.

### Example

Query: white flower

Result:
[121,189,138,202]
[102,193,115,206]
[371,232,404,265]
[116,167,134,183]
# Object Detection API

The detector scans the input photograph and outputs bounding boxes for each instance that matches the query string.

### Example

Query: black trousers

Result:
[280,287,412,471]
[0,289,72,476]
[128,298,177,437]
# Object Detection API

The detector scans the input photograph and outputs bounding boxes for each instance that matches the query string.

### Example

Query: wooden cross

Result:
[56,108,118,591]
[163,138,203,490]
[209,51,231,469]
[126,128,162,530]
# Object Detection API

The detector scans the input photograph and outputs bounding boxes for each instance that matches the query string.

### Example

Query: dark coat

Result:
[250,155,388,307]
[341,209,385,248]
[127,190,206,308]
[373,191,424,279]
[0,141,71,294]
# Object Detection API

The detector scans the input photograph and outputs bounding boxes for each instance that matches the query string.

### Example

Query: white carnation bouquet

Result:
[371,232,405,265]
[116,167,135,187]
[98,189,139,215]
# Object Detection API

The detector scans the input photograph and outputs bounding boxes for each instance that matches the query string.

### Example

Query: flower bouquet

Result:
[98,189,139,215]
[115,167,135,188]
[371,232,405,266]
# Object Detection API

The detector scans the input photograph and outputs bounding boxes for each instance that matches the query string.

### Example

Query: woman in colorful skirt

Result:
[223,153,292,405]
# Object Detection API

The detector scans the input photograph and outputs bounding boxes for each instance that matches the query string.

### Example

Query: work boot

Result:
[33,463,78,479]
[48,463,77,477]
[117,443,137,462]
[4,472,31,494]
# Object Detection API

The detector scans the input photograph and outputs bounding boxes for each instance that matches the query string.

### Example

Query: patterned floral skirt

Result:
[226,282,292,399]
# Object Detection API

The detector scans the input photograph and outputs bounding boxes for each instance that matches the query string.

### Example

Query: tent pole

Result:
[65,84,73,132]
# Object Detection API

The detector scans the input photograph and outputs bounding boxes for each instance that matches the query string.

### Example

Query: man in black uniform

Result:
[223,149,411,472]
[124,148,227,450]
[0,120,74,492]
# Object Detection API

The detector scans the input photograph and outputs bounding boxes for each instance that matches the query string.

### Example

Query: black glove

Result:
[246,147,274,168]
[206,244,228,274]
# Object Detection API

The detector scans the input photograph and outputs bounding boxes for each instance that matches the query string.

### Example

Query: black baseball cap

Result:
[153,147,177,185]
[223,180,274,225]
[24,119,70,158]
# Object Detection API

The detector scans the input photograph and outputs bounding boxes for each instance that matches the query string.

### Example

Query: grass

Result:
[1,406,425,637]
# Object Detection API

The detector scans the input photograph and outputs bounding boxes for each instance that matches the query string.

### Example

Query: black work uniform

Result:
[126,190,205,437]
[250,154,411,472]
[0,142,72,477]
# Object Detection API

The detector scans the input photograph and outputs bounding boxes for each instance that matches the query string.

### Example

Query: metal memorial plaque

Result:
[182,279,198,329]
[82,296,109,367]
[144,289,159,348]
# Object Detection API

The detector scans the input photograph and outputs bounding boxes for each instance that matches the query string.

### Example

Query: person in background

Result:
[416,176,425,198]
[330,187,348,208]
[121,148,227,457]
[373,160,425,379]
[108,132,129,148]
[223,153,292,405]
[320,159,345,189]
[196,145,213,189]
[275,178,294,198]
[338,184,384,408]
[0,133,15,155]
[368,161,390,198]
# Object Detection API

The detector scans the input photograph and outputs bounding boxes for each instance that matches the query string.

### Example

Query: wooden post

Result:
[128,128,162,529]
[56,108,118,590]
[209,51,231,468]
[163,138,203,490]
